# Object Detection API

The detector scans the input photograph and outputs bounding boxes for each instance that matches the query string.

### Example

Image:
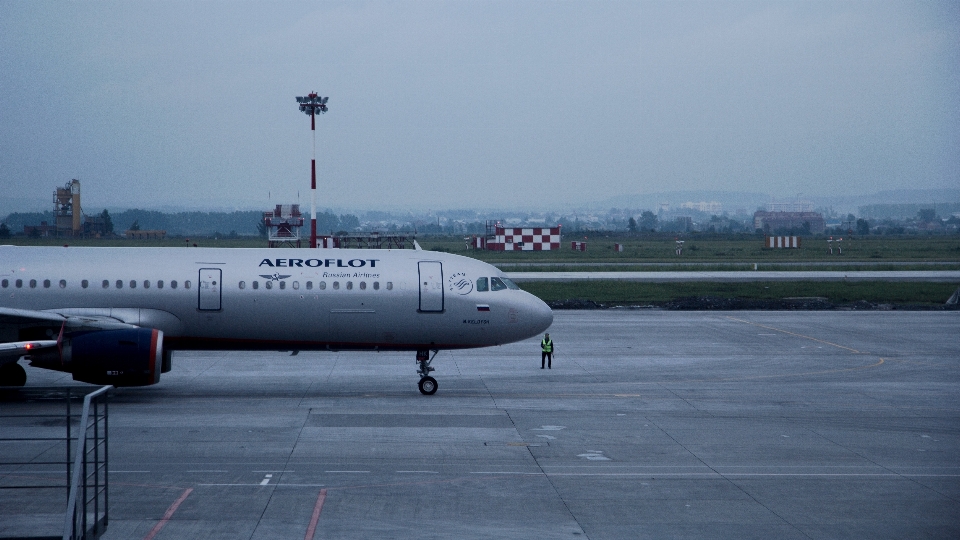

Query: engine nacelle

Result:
[70,328,164,386]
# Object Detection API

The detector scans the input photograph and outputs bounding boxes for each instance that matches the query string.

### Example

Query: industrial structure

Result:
[54,179,82,235]
[263,204,304,248]
[471,221,562,251]
[22,179,109,238]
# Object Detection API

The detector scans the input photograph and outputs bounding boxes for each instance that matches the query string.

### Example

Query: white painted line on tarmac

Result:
[110,470,150,473]
[324,470,370,473]
[187,470,227,473]
[396,470,439,474]
[197,484,326,488]
[470,471,543,475]
[260,473,272,486]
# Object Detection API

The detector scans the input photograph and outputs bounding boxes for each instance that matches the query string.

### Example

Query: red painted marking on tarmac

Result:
[304,488,328,540]
[143,487,193,540]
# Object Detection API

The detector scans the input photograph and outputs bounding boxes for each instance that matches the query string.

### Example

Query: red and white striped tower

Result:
[295,92,328,248]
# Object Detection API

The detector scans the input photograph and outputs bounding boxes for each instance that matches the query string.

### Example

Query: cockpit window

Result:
[490,277,507,291]
[502,277,520,290]
[476,277,488,292]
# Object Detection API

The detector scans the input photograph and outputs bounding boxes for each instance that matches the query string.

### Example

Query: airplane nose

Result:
[524,292,554,336]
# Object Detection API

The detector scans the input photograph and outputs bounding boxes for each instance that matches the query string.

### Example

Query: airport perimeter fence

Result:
[0,385,112,540]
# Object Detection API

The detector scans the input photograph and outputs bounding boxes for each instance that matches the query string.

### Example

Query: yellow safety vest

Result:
[541,338,553,353]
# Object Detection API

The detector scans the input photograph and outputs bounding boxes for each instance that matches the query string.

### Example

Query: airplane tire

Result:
[418,376,438,395]
[0,362,27,387]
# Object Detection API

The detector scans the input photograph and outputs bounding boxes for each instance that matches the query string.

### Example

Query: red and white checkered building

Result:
[486,225,561,251]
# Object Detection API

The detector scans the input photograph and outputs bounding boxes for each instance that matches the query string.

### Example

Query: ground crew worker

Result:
[541,333,553,369]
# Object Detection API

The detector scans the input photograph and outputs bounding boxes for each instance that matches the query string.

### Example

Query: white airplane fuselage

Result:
[1,246,553,351]
[0,246,552,390]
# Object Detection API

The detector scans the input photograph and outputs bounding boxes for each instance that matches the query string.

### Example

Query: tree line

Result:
[0,209,362,237]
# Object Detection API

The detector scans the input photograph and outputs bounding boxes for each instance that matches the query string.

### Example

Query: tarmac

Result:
[2,310,959,539]
[506,270,960,282]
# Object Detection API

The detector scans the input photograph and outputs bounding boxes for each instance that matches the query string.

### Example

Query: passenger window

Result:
[59,279,67,289]
[359,281,366,290]
[16,279,22,288]
[333,281,340,290]
[102,280,109,289]
[346,281,353,290]
[1,279,7,288]
[252,281,259,290]
[144,280,150,289]
[306,281,313,290]
[373,281,379,291]
[319,281,326,290]
[184,281,191,289]
[239,281,246,290]
[279,281,286,290]
[43,279,51,288]
[490,277,507,291]
[266,281,273,290]
[157,280,164,289]
[386,282,393,290]
[130,280,137,289]
[81,280,88,289]
[171,280,178,289]
[476,277,488,292]
[503,278,520,290]
[116,280,123,289]
[293,281,299,290]
[30,279,37,288]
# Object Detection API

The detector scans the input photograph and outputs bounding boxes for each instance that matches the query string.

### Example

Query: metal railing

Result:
[63,385,111,540]
[0,385,111,540]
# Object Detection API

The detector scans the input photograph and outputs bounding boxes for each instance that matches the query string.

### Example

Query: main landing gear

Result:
[416,349,438,395]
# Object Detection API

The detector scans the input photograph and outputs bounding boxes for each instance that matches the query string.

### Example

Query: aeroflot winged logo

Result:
[260,273,292,281]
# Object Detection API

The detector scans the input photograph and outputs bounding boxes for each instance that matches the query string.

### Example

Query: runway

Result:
[3,311,959,539]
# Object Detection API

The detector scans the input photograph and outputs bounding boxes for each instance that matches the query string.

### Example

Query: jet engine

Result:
[29,328,164,386]
[70,328,164,386]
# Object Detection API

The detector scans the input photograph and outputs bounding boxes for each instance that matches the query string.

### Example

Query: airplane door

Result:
[418,261,444,312]
[198,268,222,311]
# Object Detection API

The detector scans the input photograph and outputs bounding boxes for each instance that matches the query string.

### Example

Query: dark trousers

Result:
[541,352,552,368]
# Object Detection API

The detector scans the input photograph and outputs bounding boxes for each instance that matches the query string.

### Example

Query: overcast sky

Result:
[1,1,957,214]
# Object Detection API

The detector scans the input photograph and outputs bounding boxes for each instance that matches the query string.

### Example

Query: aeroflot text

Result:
[258,258,380,268]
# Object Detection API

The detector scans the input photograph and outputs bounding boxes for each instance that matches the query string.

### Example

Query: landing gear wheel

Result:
[418,376,438,395]
[0,362,27,387]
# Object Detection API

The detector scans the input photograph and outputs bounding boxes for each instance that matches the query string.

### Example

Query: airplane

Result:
[0,244,553,394]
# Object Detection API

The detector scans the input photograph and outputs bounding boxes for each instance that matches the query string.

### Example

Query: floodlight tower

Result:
[295,92,329,248]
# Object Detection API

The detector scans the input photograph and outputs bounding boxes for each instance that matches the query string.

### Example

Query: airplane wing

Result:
[0,339,60,361]
[0,307,138,362]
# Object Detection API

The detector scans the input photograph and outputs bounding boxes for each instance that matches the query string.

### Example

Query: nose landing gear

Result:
[416,349,438,395]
